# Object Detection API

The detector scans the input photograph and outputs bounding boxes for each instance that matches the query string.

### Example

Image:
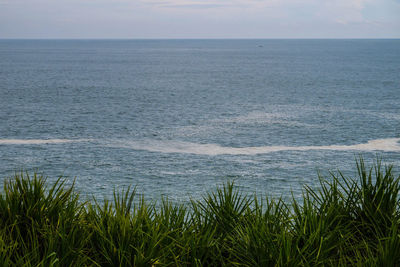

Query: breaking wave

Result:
[114,138,400,156]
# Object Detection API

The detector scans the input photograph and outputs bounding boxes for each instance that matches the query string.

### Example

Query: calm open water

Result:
[0,39,399,201]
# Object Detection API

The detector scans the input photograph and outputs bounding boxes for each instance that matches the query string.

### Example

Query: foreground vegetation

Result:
[0,159,399,266]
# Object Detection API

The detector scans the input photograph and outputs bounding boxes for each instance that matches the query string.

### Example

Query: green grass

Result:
[0,158,399,266]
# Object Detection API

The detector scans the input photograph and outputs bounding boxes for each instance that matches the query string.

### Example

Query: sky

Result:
[0,0,399,38]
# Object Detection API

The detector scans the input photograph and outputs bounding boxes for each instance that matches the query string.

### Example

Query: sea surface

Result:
[0,39,399,202]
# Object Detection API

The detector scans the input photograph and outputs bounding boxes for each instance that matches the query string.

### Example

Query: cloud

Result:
[163,4,227,9]
[138,0,376,26]
[140,0,279,9]
[0,0,398,38]
[315,0,375,24]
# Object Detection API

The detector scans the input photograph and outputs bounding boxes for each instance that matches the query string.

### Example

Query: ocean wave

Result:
[115,138,400,156]
[0,139,91,145]
[212,111,312,127]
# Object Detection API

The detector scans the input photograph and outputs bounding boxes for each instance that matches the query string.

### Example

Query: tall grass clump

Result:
[0,158,399,266]
[85,187,182,266]
[0,173,91,265]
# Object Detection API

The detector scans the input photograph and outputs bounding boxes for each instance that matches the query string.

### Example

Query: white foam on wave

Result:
[0,139,91,145]
[116,138,400,156]
[216,111,290,123]
[213,111,312,127]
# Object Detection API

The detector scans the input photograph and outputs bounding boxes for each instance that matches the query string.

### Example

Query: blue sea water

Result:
[0,39,399,202]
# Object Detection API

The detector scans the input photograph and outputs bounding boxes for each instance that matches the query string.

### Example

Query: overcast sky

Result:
[0,0,399,38]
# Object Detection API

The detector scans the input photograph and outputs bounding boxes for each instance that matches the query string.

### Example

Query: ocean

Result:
[0,39,399,202]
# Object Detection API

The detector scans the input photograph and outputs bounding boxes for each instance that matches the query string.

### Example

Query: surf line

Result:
[120,138,400,155]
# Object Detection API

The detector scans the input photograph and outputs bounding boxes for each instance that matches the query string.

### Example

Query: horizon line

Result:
[1,37,399,40]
